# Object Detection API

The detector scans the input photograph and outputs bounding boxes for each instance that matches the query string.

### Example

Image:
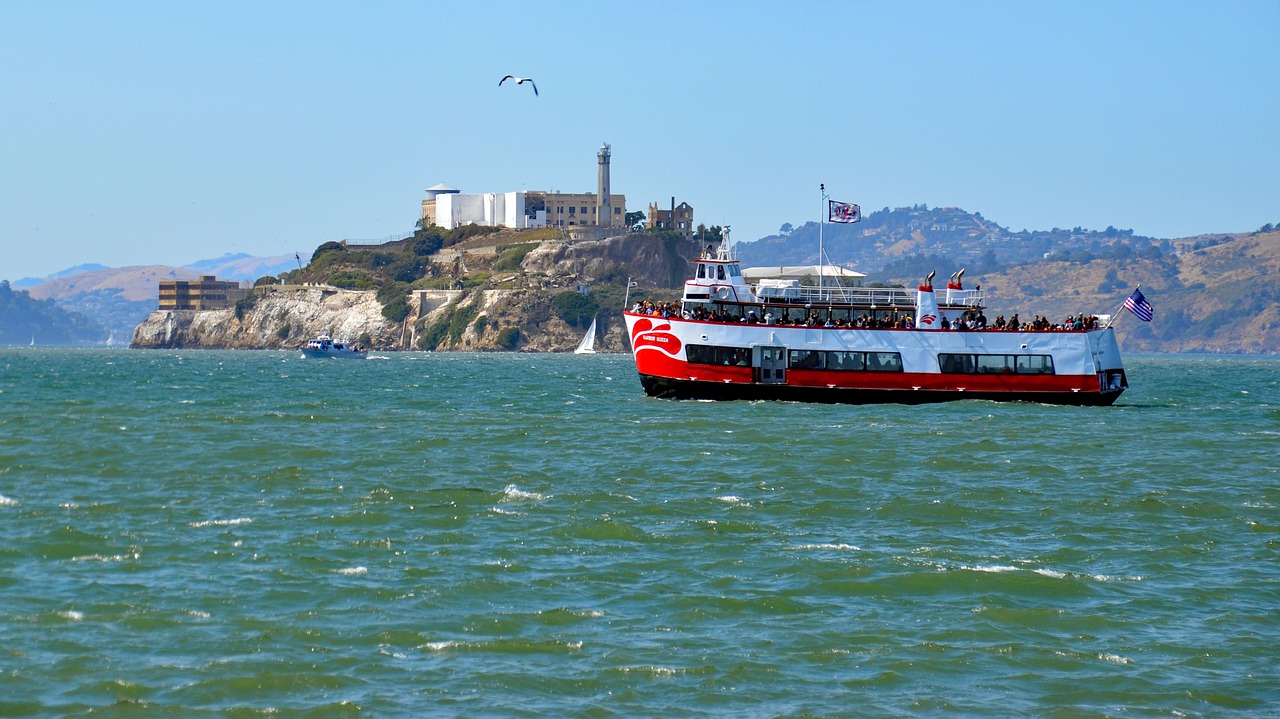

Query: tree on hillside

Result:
[695,224,723,245]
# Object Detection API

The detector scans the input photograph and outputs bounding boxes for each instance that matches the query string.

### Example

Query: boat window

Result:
[717,265,726,280]
[729,265,741,277]
[788,350,825,370]
[697,264,706,279]
[686,345,714,365]
[866,352,904,372]
[977,354,1014,374]
[939,354,976,373]
[1016,355,1055,374]
[686,345,748,367]
[826,351,865,371]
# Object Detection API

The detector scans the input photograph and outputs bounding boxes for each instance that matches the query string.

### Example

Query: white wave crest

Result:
[0,494,18,507]
[58,610,84,621]
[791,543,861,551]
[72,553,139,563]
[335,566,368,575]
[969,564,1019,573]
[502,485,546,502]
[619,665,681,676]
[189,518,253,528]
[1091,574,1143,582]
[421,640,465,651]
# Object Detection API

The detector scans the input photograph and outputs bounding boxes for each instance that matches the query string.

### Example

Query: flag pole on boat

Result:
[819,183,826,293]
[624,276,638,309]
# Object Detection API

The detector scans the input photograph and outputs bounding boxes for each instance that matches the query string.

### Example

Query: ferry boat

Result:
[301,334,367,359]
[622,238,1128,406]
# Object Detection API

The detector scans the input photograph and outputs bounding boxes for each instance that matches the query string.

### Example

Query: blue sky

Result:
[2,1,1277,280]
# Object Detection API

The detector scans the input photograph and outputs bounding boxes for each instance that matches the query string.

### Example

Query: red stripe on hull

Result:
[639,374,1123,406]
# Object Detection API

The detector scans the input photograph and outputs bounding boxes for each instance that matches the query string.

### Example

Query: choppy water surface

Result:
[0,349,1276,717]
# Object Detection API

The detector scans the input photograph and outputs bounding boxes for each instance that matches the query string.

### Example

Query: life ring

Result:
[714,286,733,300]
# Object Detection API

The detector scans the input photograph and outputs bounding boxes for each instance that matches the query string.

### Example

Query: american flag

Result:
[1123,288,1153,322]
[829,200,861,224]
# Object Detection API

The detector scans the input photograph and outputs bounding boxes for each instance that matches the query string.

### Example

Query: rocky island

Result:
[132,225,702,353]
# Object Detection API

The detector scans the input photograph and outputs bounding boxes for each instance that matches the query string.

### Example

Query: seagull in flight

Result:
[499,75,538,96]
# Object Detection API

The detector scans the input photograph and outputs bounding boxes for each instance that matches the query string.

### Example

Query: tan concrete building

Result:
[532,191,627,228]
[158,276,250,310]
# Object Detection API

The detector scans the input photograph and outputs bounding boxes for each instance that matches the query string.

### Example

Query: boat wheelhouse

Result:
[623,238,1127,406]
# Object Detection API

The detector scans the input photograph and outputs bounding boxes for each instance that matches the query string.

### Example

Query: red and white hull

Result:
[624,313,1127,406]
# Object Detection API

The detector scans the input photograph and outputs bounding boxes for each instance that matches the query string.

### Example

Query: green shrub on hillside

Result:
[234,294,257,320]
[382,297,411,323]
[447,297,481,344]
[328,271,377,289]
[410,229,446,256]
[495,327,520,350]
[493,243,537,272]
[446,225,502,246]
[553,291,599,328]
[376,281,410,305]
[314,241,345,257]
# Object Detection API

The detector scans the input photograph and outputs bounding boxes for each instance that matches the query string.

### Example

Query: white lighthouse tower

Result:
[597,143,611,228]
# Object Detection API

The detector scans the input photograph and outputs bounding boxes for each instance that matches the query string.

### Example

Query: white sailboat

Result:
[574,316,598,354]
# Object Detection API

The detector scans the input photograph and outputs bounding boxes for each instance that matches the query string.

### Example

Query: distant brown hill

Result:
[944,231,1280,353]
[27,265,201,303]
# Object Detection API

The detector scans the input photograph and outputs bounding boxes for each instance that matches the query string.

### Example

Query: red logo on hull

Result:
[630,317,683,357]
[919,314,936,326]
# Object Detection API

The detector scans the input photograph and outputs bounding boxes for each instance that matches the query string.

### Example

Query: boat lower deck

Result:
[639,374,1124,406]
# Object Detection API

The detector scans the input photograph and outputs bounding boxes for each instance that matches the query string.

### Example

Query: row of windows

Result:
[695,263,743,280]
[789,350,904,372]
[685,346,904,372]
[684,347,1055,375]
[938,353,1055,374]
[554,206,625,214]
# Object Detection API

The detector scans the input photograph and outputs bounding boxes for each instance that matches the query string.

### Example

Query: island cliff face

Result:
[132,232,699,352]
[132,286,399,350]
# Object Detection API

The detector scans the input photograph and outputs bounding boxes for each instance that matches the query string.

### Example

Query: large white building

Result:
[433,191,548,230]
[421,144,625,231]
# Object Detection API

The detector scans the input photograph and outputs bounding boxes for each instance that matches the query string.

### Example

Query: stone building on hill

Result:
[647,199,694,238]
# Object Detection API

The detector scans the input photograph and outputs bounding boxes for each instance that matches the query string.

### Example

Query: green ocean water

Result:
[0,348,1276,718]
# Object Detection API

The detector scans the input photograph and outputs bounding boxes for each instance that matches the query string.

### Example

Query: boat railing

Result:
[756,285,985,308]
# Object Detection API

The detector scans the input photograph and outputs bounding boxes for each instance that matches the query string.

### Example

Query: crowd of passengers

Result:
[631,300,1101,331]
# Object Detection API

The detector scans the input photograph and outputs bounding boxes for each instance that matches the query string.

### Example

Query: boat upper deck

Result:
[721,283,985,310]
